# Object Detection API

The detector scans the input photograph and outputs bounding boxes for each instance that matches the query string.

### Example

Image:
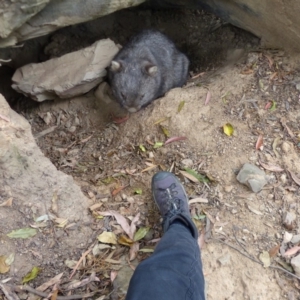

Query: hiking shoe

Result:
[151,171,198,238]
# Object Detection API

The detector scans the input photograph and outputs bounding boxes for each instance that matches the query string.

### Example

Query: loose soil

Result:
[1,5,300,300]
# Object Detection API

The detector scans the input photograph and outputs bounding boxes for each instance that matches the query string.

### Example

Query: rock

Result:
[113,257,138,296]
[283,231,293,243]
[0,94,92,278]
[224,185,233,193]
[291,254,300,276]
[283,211,296,230]
[12,39,119,101]
[0,0,145,48]
[181,158,193,167]
[236,163,268,193]
[0,0,49,39]
[152,0,300,51]
[291,234,300,244]
[218,253,231,266]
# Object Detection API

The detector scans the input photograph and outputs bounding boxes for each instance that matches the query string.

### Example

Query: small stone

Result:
[224,185,233,193]
[283,211,296,230]
[218,253,231,266]
[291,254,300,276]
[296,83,300,91]
[121,193,127,201]
[231,209,238,214]
[236,163,268,193]
[280,174,287,184]
[281,142,291,154]
[283,231,293,243]
[291,234,300,244]
[181,158,193,167]
[67,125,76,133]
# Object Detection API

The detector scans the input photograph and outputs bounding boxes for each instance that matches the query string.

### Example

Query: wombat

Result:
[108,30,189,113]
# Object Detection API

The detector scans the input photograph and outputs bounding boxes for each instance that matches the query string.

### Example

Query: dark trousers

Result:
[126,221,205,300]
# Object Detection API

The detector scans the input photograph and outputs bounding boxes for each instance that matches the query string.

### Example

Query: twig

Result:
[16,285,96,299]
[214,238,300,280]
[0,113,10,122]
[0,283,20,300]
[34,126,57,139]
[232,227,256,261]
[214,238,262,265]
[269,265,300,280]
[69,244,94,279]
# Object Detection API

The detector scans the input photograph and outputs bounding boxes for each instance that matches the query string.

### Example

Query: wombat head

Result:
[108,60,159,113]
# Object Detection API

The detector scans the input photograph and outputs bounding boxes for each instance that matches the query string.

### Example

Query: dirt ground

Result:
[1,5,300,300]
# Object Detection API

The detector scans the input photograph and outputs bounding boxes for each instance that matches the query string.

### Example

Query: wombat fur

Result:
[108,30,189,113]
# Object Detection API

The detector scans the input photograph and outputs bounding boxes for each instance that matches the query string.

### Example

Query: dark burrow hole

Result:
[0,4,260,113]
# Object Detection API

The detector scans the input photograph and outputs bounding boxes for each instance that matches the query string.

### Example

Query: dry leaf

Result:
[118,235,134,246]
[111,114,129,124]
[288,170,300,186]
[189,198,209,204]
[153,117,170,125]
[0,256,10,274]
[259,251,271,268]
[99,211,131,237]
[264,54,274,68]
[51,289,58,300]
[51,191,58,215]
[129,242,139,261]
[0,197,13,207]
[97,232,117,245]
[110,271,118,283]
[141,165,157,173]
[283,246,300,257]
[247,204,263,215]
[36,272,64,292]
[198,228,205,249]
[165,136,187,145]
[89,203,103,211]
[177,101,185,113]
[205,90,211,105]
[129,213,140,240]
[265,101,272,109]
[255,135,263,150]
[223,123,234,136]
[179,170,198,183]
[112,186,126,197]
[269,244,280,258]
[259,161,284,172]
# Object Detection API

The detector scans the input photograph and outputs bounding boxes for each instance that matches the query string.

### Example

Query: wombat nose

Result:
[127,107,138,113]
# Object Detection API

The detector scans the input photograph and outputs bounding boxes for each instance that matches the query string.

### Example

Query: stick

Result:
[69,245,94,279]
[214,238,300,280]
[34,126,57,139]
[16,285,96,300]
[0,283,20,300]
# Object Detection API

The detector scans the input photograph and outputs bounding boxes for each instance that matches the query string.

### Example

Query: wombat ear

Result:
[110,61,122,72]
[146,65,158,76]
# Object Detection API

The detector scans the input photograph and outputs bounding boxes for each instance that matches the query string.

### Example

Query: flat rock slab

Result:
[12,39,119,101]
[236,163,268,193]
[0,94,92,278]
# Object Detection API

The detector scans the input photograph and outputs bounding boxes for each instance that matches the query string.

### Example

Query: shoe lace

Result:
[159,183,182,215]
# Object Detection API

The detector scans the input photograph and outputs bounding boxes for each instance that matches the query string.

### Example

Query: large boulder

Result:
[1,0,300,51]
[0,0,145,48]
[11,38,119,101]
[152,0,300,50]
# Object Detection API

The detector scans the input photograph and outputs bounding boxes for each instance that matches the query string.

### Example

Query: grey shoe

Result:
[151,171,198,238]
